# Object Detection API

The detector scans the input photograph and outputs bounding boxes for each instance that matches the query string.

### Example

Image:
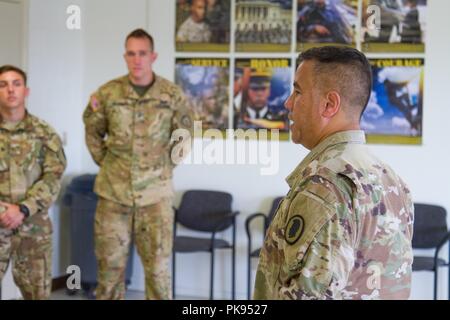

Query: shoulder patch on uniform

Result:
[90,95,99,112]
[285,215,305,245]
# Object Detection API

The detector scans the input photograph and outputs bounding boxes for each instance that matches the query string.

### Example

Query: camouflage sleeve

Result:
[83,92,107,166]
[279,177,354,300]
[20,132,67,216]
[170,89,194,166]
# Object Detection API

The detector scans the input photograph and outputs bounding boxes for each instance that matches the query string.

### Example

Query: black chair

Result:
[412,203,450,300]
[245,196,283,300]
[172,190,239,300]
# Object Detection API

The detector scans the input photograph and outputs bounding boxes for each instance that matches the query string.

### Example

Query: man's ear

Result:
[322,90,341,118]
[151,52,158,63]
[25,87,30,99]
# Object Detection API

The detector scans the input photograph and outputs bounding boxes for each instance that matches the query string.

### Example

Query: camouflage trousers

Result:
[94,197,174,300]
[0,229,52,300]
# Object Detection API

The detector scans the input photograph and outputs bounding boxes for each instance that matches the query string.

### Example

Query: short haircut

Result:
[125,28,154,51]
[298,46,372,119]
[0,65,27,85]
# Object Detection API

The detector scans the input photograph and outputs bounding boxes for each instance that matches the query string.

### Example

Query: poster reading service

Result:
[362,58,424,145]
[175,58,230,134]
[235,0,292,52]
[234,58,291,140]
[361,0,427,53]
[175,0,231,52]
[296,0,358,51]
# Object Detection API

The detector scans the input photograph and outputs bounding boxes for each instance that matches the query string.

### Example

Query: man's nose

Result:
[284,94,293,111]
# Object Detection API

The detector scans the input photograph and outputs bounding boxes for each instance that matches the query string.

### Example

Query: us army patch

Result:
[90,95,99,112]
[285,215,305,245]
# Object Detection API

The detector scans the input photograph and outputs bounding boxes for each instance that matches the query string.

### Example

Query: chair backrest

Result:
[177,190,234,232]
[412,203,448,249]
[264,197,284,231]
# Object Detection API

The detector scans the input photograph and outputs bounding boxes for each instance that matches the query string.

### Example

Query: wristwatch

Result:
[19,204,30,219]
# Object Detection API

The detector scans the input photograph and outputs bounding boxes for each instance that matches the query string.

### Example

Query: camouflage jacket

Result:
[254,130,414,300]
[83,75,194,207]
[0,113,66,236]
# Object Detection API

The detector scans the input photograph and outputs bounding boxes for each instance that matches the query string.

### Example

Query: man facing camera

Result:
[0,65,67,300]
[83,29,193,300]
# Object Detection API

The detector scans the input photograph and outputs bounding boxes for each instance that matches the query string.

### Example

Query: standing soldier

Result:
[0,65,67,299]
[83,29,193,300]
[254,46,414,300]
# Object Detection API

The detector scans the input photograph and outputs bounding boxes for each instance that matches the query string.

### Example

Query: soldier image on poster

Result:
[361,0,427,53]
[175,0,231,52]
[361,58,424,144]
[175,58,229,132]
[296,0,358,51]
[234,58,291,139]
[235,0,292,52]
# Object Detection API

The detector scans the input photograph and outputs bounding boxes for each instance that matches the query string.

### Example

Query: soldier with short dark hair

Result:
[254,46,414,300]
[83,29,193,300]
[0,65,67,300]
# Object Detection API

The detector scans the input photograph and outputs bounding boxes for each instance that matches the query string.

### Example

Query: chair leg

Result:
[232,227,236,300]
[210,249,215,300]
[232,244,236,300]
[247,254,251,300]
[172,251,176,299]
[434,267,438,300]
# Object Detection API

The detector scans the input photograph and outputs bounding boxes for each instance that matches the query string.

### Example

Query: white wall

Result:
[21,0,450,300]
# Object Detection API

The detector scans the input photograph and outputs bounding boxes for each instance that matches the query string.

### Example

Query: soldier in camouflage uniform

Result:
[176,0,212,43]
[83,29,193,300]
[254,46,414,300]
[0,65,67,300]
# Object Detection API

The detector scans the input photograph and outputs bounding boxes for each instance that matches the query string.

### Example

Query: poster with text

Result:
[362,58,424,144]
[175,58,230,134]
[235,0,293,52]
[175,0,231,52]
[361,0,427,53]
[296,0,358,51]
[234,58,291,140]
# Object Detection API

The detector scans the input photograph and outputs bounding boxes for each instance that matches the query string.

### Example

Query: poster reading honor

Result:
[362,58,424,145]
[175,0,231,52]
[235,0,293,52]
[296,0,358,51]
[234,58,291,140]
[361,0,427,53]
[175,58,230,132]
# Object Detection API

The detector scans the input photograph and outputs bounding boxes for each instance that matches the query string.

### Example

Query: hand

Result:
[0,202,25,230]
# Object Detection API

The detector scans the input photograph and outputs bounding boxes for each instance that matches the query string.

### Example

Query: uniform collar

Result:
[286,130,366,187]
[0,111,33,132]
[122,73,159,100]
[247,106,268,119]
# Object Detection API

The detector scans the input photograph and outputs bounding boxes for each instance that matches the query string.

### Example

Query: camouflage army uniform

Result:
[0,113,66,300]
[176,17,212,43]
[254,130,414,300]
[83,75,193,300]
